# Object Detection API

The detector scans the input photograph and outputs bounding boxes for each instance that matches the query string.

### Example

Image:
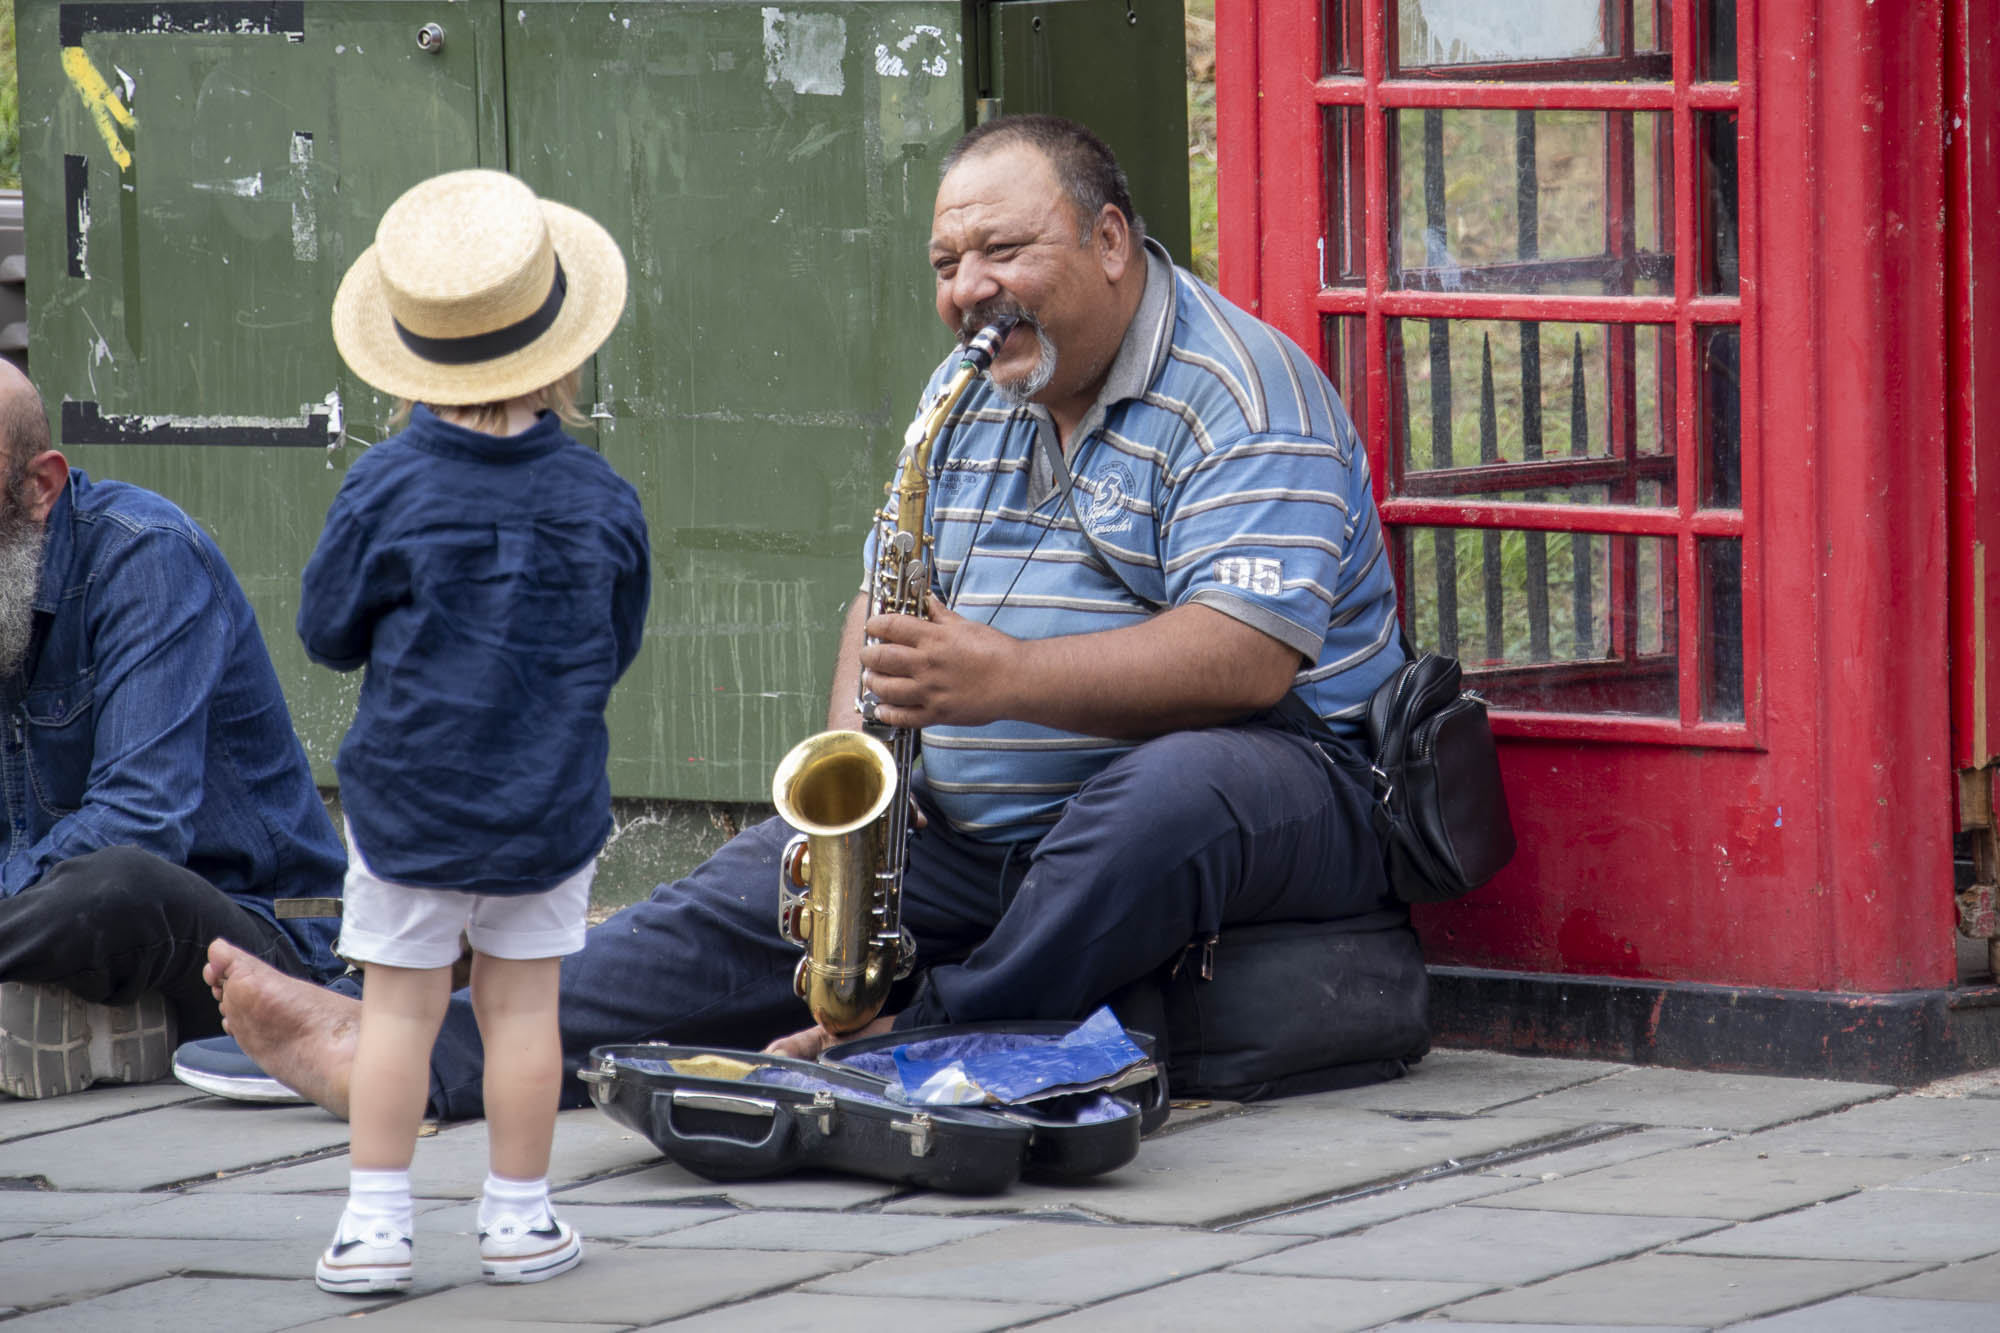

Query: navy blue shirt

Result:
[0,470,347,979]
[300,408,650,894]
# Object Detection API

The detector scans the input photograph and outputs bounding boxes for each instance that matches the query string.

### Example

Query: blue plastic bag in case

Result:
[888,1006,1151,1107]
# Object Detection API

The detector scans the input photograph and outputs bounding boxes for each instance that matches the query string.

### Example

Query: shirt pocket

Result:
[22,671,95,818]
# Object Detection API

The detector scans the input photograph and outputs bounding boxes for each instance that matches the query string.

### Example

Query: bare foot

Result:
[206,938,359,1120]
[763,1014,895,1061]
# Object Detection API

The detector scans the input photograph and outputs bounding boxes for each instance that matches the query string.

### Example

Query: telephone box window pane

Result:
[1700,0,1738,82]
[1396,0,1607,67]
[1391,110,1672,295]
[1392,1,1670,81]
[1322,107,1365,287]
[1699,325,1742,507]
[1399,526,1678,716]
[1389,317,1674,504]
[1699,111,1740,294]
[1321,315,1368,445]
[1700,537,1745,721]
[1323,0,1362,75]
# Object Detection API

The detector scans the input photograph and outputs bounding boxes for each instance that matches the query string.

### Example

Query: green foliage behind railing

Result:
[1,0,18,189]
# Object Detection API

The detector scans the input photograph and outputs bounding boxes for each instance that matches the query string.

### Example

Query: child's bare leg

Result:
[470,953,563,1178]
[349,963,453,1168]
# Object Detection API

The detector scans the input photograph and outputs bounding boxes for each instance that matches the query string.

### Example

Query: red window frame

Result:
[1221,2,1760,750]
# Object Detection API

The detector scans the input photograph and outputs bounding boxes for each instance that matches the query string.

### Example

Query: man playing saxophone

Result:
[192,115,1407,1117]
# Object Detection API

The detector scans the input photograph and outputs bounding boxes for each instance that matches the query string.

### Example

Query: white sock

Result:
[479,1172,552,1231]
[343,1167,414,1238]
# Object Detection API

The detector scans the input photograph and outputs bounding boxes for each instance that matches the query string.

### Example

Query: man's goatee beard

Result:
[959,304,1059,406]
[0,494,46,678]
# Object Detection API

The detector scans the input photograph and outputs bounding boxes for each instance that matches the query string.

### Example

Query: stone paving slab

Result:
[0,1190,158,1228]
[635,1209,1014,1254]
[1879,1151,2000,1193]
[1667,1184,2000,1262]
[1868,1250,2000,1301]
[536,1202,738,1240]
[0,1273,385,1333]
[650,1290,1065,1332]
[320,1244,867,1327]
[1481,1066,1893,1131]
[1725,1294,2000,1332]
[1471,1140,1937,1220]
[193,1107,656,1195]
[1382,1325,1706,1332]
[1024,1271,1491,1333]
[882,1108,1591,1227]
[1291,1049,1632,1116]
[1440,1253,1922,1326]
[1234,1204,1725,1285]
[1237,1169,1532,1236]
[0,1101,350,1190]
[0,1082,202,1143]
[800,1218,1289,1304]
[39,1191,452,1241]
[553,1161,898,1211]
[1743,1095,2000,1156]
[1476,1125,1725,1179]
[0,1235,354,1308]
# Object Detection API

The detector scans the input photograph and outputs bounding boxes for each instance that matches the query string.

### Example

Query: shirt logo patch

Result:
[1083,463,1137,536]
[1214,555,1284,597]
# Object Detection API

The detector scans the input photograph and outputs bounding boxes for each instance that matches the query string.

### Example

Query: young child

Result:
[304,170,649,1293]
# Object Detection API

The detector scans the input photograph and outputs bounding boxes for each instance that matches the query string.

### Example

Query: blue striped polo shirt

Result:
[874,241,1403,841]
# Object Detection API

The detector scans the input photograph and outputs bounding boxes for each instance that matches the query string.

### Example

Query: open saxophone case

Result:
[580,1007,1166,1195]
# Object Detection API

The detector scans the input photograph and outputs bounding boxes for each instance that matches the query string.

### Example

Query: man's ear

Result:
[1094,204,1134,283]
[22,450,68,523]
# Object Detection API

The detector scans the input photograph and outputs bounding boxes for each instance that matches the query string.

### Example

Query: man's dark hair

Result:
[942,114,1147,248]
[0,375,49,486]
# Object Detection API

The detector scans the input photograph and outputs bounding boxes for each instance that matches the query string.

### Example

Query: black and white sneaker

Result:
[315,1220,413,1294]
[479,1213,582,1284]
[171,1034,303,1104]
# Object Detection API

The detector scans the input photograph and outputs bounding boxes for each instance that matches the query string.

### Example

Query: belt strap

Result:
[274,897,343,919]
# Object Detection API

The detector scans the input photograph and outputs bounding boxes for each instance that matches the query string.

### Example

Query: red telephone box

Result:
[1217,1,2000,1081]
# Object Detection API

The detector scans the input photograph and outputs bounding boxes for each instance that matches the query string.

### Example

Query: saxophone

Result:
[772,317,1018,1034]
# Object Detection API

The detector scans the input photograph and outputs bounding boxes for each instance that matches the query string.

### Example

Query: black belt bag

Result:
[1361,650,1516,904]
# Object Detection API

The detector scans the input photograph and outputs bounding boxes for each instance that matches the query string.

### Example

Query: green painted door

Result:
[506,2,969,800]
[18,0,505,774]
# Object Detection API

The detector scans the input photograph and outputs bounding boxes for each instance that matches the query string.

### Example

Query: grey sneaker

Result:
[0,982,177,1099]
[479,1213,582,1284]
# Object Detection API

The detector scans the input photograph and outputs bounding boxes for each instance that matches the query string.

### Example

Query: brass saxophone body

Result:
[773,317,1018,1034]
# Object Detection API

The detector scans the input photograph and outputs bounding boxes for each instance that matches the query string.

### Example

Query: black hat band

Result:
[392,261,567,366]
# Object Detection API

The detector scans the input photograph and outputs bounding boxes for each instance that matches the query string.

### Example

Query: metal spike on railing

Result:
[1571,332,1595,657]
[1480,335,1503,661]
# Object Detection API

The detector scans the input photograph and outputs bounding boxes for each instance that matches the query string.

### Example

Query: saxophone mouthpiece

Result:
[960,315,1021,373]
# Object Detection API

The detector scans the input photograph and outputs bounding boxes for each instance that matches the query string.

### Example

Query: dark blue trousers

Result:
[427,724,1390,1119]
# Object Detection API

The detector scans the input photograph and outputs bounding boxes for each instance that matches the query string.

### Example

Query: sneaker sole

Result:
[482,1234,582,1284]
[314,1262,413,1295]
[171,1060,305,1104]
[0,985,176,1099]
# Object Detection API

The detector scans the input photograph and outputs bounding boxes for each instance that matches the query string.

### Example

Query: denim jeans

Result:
[0,845,315,1038]
[425,724,1391,1119]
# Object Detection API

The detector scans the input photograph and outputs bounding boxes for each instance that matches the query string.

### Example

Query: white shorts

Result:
[336,826,594,969]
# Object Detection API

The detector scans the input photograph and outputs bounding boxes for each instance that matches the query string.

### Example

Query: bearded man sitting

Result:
[0,361,347,1099]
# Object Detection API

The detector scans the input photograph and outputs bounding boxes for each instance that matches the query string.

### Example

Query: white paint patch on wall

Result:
[762,8,846,96]
[291,132,318,262]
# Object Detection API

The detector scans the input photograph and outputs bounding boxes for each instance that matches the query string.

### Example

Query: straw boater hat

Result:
[331,170,627,405]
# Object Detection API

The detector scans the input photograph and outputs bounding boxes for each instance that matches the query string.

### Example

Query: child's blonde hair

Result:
[391,369,587,434]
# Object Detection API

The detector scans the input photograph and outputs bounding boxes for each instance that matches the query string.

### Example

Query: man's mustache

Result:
[959,301,1039,347]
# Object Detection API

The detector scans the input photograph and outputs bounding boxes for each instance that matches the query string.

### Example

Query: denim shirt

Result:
[300,408,650,894]
[0,471,347,979]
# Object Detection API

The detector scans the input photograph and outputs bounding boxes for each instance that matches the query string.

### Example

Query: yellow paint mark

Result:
[62,47,136,171]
